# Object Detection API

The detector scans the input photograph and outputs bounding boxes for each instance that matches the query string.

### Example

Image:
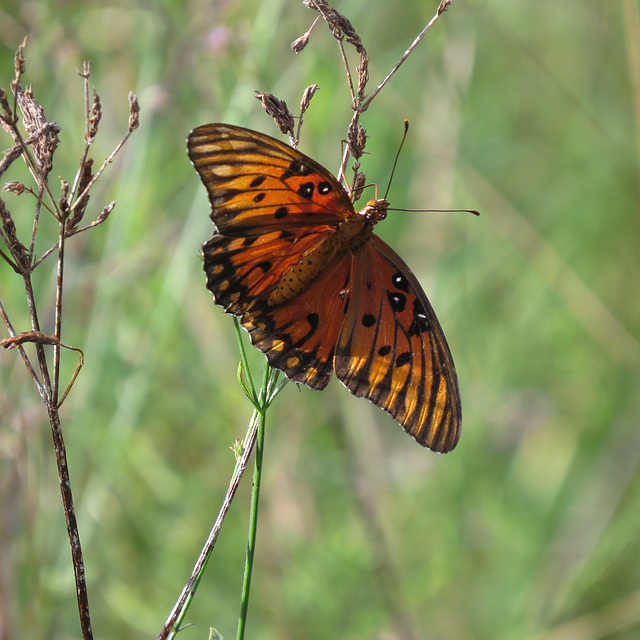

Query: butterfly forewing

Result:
[335,237,461,453]
[188,124,356,235]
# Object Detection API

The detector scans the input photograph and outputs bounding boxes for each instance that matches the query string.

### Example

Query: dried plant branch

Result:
[9,37,26,124]
[33,201,116,268]
[0,40,139,640]
[0,299,47,401]
[361,0,451,111]
[67,62,97,228]
[52,221,65,404]
[294,0,455,197]
[67,92,139,216]
[0,330,84,406]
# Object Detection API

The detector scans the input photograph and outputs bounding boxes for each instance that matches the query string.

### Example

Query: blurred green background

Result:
[1,0,639,638]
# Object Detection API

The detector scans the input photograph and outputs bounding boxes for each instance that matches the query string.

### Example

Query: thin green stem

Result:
[236,362,271,640]
[234,317,257,404]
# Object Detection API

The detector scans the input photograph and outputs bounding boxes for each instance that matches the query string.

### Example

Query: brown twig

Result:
[361,0,452,111]
[0,303,47,401]
[0,331,85,406]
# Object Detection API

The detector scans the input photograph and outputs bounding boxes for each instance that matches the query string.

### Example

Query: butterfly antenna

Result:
[389,207,480,216]
[380,120,480,216]
[383,120,410,201]
[383,120,480,217]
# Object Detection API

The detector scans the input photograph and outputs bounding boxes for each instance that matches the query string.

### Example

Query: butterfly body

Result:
[189,123,461,452]
[267,211,375,307]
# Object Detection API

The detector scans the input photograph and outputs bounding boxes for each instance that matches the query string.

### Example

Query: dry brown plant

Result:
[0,38,139,640]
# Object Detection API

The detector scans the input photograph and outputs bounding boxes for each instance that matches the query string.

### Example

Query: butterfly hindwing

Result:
[241,253,353,390]
[335,236,461,453]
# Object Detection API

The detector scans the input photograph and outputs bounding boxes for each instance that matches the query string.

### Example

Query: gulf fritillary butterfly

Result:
[188,123,461,453]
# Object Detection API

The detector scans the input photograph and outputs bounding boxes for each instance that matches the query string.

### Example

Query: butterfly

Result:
[188,123,461,453]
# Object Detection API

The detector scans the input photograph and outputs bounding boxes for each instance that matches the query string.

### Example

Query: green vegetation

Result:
[1,1,638,638]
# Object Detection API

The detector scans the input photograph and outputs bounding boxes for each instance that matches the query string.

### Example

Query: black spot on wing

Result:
[391,271,410,293]
[282,159,313,180]
[395,351,411,368]
[298,182,315,199]
[361,314,376,328]
[408,298,430,337]
[387,291,407,313]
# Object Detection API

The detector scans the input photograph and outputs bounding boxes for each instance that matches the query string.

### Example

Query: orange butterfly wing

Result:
[335,237,461,452]
[188,123,355,234]
[188,123,462,452]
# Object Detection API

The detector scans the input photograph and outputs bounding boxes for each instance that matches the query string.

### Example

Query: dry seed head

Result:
[68,158,93,230]
[291,33,311,53]
[336,13,361,49]
[16,85,59,177]
[0,146,22,174]
[3,180,26,195]
[300,84,319,113]
[347,122,366,159]
[292,15,320,53]
[96,201,115,224]
[88,90,101,141]
[356,58,369,96]
[11,37,27,91]
[128,92,140,132]
[0,195,29,267]
[352,172,367,199]
[0,196,16,230]
[0,196,12,220]
[59,184,70,218]
[79,60,91,80]
[60,179,69,201]
[255,91,295,135]
[0,89,12,125]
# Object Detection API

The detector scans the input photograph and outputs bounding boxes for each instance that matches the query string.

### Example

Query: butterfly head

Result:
[361,199,390,225]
